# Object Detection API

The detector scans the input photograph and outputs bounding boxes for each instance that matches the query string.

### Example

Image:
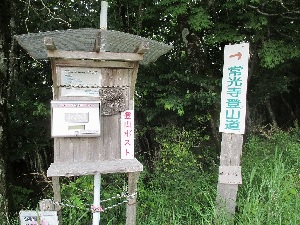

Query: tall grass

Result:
[137,127,300,224]
[7,127,300,224]
[236,129,300,224]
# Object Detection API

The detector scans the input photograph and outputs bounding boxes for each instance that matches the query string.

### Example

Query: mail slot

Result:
[51,101,101,137]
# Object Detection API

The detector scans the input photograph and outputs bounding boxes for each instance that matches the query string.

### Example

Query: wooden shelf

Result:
[47,159,143,177]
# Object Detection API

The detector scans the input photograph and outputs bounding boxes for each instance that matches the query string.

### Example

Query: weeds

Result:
[8,127,300,224]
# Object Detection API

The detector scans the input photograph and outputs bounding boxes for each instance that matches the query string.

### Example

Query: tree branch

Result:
[20,0,71,32]
[248,1,300,20]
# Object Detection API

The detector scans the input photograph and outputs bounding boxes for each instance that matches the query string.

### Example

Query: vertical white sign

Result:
[121,110,134,159]
[219,43,250,134]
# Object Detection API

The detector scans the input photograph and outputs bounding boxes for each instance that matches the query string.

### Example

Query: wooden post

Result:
[39,199,55,211]
[52,176,63,224]
[126,172,140,225]
[216,42,249,216]
[216,133,243,215]
[39,199,60,224]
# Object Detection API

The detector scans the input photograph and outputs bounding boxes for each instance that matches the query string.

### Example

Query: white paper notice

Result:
[59,67,101,97]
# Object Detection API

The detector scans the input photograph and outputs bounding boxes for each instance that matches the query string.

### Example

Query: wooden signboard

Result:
[14,16,173,224]
[219,43,249,134]
[217,43,250,215]
[47,59,140,167]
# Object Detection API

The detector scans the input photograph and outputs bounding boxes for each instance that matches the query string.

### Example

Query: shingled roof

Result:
[14,28,173,65]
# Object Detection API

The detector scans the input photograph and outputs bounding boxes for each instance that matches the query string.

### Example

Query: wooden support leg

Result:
[52,176,63,224]
[126,172,140,225]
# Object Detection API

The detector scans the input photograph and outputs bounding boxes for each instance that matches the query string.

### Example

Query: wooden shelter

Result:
[15,28,172,224]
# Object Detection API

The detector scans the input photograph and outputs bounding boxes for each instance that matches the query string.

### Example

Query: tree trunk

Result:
[280,94,296,121]
[0,0,13,221]
[265,97,278,128]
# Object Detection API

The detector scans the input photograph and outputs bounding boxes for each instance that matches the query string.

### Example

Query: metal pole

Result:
[92,173,101,225]
[100,1,108,30]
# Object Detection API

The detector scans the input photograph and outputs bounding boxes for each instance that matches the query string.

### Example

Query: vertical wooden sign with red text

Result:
[121,110,134,159]
[217,43,250,216]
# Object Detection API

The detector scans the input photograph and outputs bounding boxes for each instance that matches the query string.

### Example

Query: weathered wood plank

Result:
[54,138,75,162]
[129,63,139,109]
[73,138,92,162]
[216,133,243,216]
[101,68,132,87]
[47,50,144,62]
[47,159,143,177]
[101,114,121,160]
[51,60,59,99]
[219,133,243,165]
[54,59,135,69]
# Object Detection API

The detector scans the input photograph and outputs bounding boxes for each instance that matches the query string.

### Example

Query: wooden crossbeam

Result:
[47,50,144,61]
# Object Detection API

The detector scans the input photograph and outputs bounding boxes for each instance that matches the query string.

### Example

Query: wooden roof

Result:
[15,28,173,65]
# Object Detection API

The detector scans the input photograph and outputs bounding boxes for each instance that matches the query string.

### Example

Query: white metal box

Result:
[51,101,101,137]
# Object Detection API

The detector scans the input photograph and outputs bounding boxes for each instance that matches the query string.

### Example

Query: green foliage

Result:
[188,7,212,31]
[259,40,300,68]
[154,126,210,173]
[9,185,34,211]
[8,58,52,166]
[59,174,128,225]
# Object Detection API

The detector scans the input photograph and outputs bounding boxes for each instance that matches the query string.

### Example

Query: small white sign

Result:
[121,110,134,159]
[218,166,242,184]
[219,43,250,134]
[51,101,101,137]
[19,210,58,225]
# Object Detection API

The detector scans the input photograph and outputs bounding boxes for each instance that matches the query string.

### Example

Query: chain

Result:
[52,191,137,213]
[59,84,130,89]
[60,84,101,89]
